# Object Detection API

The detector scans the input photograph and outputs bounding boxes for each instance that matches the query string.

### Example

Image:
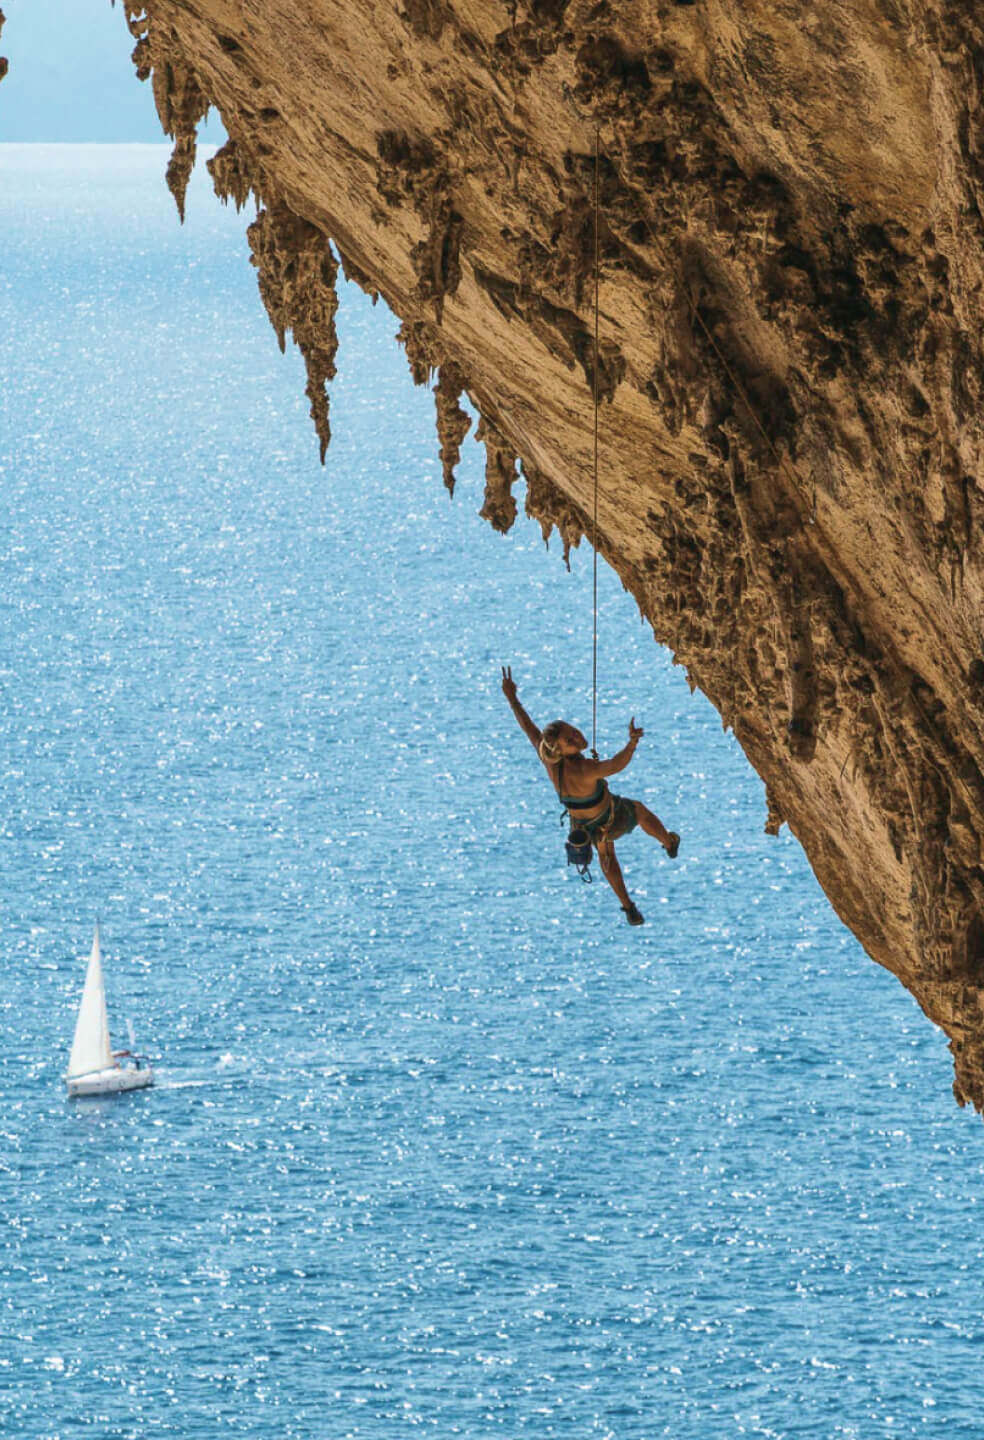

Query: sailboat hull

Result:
[66,1065,154,1097]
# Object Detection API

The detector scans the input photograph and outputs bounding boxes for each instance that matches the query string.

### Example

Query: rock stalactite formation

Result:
[434,364,472,494]
[245,200,340,464]
[108,0,984,1109]
[125,4,209,221]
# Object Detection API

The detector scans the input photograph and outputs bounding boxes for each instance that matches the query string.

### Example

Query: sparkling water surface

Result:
[2,146,982,1439]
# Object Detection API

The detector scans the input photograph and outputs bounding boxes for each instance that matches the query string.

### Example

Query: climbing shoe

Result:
[666,833,680,859]
[623,902,645,926]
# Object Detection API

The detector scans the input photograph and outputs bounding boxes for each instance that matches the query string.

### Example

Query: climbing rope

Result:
[590,125,601,761]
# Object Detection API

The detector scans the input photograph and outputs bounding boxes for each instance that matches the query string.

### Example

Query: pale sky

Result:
[1,0,223,141]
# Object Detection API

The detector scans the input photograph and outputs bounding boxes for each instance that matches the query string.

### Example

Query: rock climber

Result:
[501,665,680,926]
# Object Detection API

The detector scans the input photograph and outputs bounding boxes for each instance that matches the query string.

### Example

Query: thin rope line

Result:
[591,124,601,760]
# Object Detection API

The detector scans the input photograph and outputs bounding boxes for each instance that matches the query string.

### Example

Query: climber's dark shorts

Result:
[579,794,638,844]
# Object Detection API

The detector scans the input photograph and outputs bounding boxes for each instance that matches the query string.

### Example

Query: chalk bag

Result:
[566,826,593,882]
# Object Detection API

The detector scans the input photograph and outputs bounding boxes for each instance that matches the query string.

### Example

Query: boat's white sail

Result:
[66,924,113,1080]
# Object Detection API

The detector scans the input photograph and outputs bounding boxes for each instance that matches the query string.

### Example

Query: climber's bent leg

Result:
[634,801,678,855]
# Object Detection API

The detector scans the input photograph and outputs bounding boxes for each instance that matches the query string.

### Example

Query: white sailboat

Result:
[65,923,153,1097]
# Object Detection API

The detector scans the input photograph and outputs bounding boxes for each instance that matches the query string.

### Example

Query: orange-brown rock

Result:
[120,0,984,1108]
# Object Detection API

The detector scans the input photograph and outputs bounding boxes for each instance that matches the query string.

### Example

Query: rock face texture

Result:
[116,1,984,1107]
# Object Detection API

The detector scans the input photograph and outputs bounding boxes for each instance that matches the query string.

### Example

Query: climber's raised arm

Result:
[593,718,644,778]
[501,666,542,750]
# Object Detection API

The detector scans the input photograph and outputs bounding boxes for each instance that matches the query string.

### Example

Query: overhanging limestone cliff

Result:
[117,1,984,1108]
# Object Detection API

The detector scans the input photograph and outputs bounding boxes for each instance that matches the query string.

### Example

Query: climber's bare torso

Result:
[542,728,611,824]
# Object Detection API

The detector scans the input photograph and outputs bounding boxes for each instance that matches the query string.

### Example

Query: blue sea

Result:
[2,146,982,1439]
